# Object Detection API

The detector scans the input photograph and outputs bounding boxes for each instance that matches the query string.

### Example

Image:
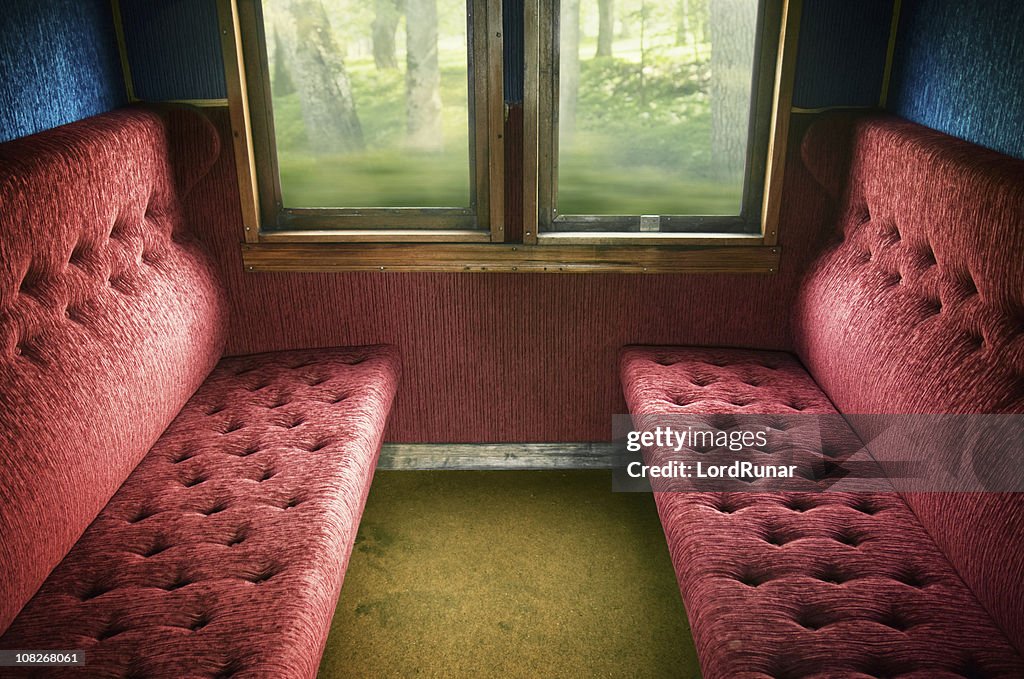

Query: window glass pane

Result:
[557,0,758,215]
[262,0,471,208]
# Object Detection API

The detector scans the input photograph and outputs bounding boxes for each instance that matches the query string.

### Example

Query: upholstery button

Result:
[251,565,282,584]
[184,474,207,488]
[203,501,229,516]
[896,570,927,588]
[835,531,862,547]
[787,497,813,512]
[165,576,192,591]
[794,610,827,631]
[736,568,772,587]
[81,582,114,601]
[98,623,127,641]
[129,507,157,523]
[142,540,170,558]
[189,613,212,631]
[852,499,880,515]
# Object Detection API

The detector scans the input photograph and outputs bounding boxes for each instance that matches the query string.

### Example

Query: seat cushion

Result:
[0,344,400,679]
[620,346,1024,678]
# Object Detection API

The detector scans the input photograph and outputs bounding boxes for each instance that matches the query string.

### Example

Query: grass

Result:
[318,470,700,678]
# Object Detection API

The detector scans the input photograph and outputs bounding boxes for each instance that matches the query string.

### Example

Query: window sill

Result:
[240,241,781,273]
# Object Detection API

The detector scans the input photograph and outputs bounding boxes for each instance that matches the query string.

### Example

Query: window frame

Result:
[533,0,781,240]
[219,0,801,271]
[523,0,800,249]
[218,0,506,244]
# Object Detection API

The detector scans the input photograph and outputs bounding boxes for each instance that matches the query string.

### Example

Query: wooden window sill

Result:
[240,241,781,273]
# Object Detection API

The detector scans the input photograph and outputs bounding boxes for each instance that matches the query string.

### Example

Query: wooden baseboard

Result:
[377,443,619,470]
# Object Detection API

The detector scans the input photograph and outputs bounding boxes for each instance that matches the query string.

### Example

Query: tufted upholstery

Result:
[0,345,400,678]
[620,346,1024,678]
[1,108,401,677]
[619,347,878,493]
[0,108,228,633]
[793,115,1024,652]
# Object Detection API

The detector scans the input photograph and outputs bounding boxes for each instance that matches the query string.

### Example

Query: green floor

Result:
[318,470,700,678]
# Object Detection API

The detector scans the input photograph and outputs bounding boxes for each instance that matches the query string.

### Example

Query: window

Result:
[222,0,504,242]
[525,0,796,244]
[219,0,799,270]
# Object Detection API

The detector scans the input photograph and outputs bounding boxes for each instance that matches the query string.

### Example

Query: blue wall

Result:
[0,0,125,143]
[792,0,894,109]
[888,0,1024,159]
[118,0,894,109]
[120,0,226,100]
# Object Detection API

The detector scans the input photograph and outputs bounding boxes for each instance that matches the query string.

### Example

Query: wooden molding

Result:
[486,0,506,242]
[521,0,540,244]
[241,242,781,273]
[879,0,903,108]
[216,0,262,243]
[110,0,137,103]
[378,443,620,470]
[760,0,803,247]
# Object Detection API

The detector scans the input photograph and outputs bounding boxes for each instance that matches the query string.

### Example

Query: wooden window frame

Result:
[217,0,505,244]
[220,0,801,272]
[523,0,801,248]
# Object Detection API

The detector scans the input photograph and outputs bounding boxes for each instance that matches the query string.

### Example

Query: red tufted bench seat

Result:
[620,116,1024,678]
[0,109,400,677]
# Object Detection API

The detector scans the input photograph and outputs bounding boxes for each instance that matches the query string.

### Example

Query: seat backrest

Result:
[0,107,228,634]
[792,114,1024,653]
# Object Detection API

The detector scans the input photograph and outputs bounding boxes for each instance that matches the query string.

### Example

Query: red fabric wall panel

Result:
[187,110,832,442]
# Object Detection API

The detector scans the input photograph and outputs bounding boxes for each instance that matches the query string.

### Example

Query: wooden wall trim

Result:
[879,0,903,108]
[378,443,620,469]
[110,0,137,103]
[760,0,804,247]
[215,0,261,243]
[241,242,781,273]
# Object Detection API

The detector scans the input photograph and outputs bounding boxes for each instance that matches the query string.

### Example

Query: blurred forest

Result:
[265,0,757,215]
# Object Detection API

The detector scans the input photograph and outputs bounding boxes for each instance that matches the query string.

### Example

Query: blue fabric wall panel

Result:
[0,0,125,143]
[119,0,227,100]
[888,0,1024,159]
[791,0,894,109]
[503,0,524,103]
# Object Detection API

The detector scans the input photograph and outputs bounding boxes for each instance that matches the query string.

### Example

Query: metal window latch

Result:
[639,215,661,232]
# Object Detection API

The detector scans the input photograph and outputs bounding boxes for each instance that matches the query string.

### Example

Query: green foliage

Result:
[271,0,744,214]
